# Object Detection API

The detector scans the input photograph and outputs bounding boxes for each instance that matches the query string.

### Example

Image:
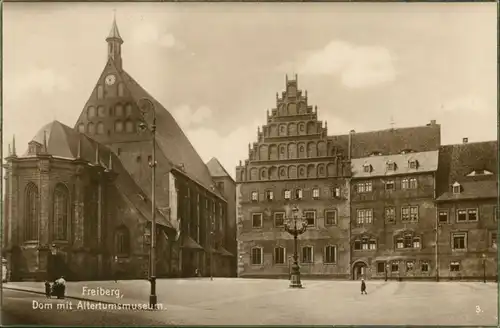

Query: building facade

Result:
[236,76,352,279]
[236,78,497,281]
[2,18,236,281]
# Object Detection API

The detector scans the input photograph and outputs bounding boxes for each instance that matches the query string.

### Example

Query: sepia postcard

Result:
[1,2,498,326]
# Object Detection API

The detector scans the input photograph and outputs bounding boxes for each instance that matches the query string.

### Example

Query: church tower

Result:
[106,15,123,71]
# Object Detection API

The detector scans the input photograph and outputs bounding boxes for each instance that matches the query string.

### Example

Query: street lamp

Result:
[138,97,157,309]
[385,263,389,282]
[284,205,308,288]
[482,253,486,283]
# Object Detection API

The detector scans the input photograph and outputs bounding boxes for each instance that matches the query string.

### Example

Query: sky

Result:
[3,2,497,179]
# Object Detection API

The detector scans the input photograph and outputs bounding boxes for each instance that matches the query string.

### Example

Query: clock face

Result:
[105,74,116,86]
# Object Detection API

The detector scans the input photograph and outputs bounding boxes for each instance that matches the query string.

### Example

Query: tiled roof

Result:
[328,123,441,159]
[120,72,224,199]
[206,157,233,180]
[351,150,439,178]
[436,180,497,201]
[436,140,497,197]
[25,121,173,229]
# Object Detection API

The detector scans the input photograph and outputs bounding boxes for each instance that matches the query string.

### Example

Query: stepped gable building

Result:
[236,75,352,279]
[435,139,498,280]
[3,17,236,281]
[349,122,441,280]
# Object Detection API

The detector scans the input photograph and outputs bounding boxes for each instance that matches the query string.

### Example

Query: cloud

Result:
[131,23,179,48]
[281,41,396,88]
[7,68,71,99]
[172,105,214,128]
[440,96,490,114]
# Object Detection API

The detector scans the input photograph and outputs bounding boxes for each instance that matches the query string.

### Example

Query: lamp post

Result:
[385,263,389,282]
[138,97,157,309]
[482,253,486,283]
[284,205,307,288]
[210,227,214,281]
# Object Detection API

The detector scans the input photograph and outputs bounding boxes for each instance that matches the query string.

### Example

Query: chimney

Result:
[430,120,436,125]
[463,137,468,144]
[348,130,355,160]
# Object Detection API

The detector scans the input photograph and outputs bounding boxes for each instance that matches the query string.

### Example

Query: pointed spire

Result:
[8,143,11,156]
[77,136,82,159]
[248,143,251,150]
[107,11,122,41]
[257,126,260,134]
[295,74,298,84]
[108,152,113,171]
[267,109,270,117]
[12,135,17,157]
[285,74,288,84]
[305,90,308,98]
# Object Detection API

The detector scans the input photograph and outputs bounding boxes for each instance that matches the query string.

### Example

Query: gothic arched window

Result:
[97,85,104,100]
[118,83,125,97]
[115,225,130,256]
[96,122,105,135]
[87,106,96,119]
[125,103,133,117]
[24,182,39,241]
[53,184,69,241]
[115,120,123,133]
[125,120,134,133]
[87,122,95,134]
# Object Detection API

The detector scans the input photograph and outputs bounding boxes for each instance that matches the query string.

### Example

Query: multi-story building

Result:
[236,76,497,281]
[435,139,498,280]
[2,18,236,281]
[236,76,352,279]
[349,123,441,280]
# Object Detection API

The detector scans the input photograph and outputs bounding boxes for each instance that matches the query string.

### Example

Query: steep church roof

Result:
[73,19,223,200]
[25,120,173,229]
[206,157,233,180]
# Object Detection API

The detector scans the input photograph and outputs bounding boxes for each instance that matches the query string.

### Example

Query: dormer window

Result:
[386,161,396,171]
[28,141,42,155]
[467,169,493,177]
[408,159,418,169]
[370,151,382,157]
[452,182,461,194]
[363,163,372,173]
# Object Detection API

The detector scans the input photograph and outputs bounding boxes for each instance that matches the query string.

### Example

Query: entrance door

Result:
[353,262,368,280]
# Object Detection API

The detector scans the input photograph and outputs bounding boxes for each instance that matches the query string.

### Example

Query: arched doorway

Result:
[352,261,368,280]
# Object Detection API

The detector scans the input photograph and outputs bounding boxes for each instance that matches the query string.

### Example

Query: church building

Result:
[3,18,236,281]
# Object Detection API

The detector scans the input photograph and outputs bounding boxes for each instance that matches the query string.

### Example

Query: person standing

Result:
[361,278,368,295]
[44,281,51,298]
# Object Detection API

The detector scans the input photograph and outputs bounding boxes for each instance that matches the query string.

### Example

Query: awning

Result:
[181,235,204,251]
[217,247,234,257]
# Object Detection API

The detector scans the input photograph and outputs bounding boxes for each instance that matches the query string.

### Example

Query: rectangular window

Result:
[325,210,337,226]
[421,261,429,272]
[396,238,404,249]
[301,246,313,263]
[304,211,316,226]
[385,180,395,191]
[377,262,385,274]
[357,182,373,193]
[467,209,478,221]
[369,240,377,250]
[362,238,369,250]
[312,188,320,199]
[401,207,409,221]
[332,187,341,198]
[410,206,419,221]
[494,206,498,221]
[404,234,413,248]
[409,178,418,189]
[386,162,395,171]
[252,213,263,228]
[274,212,285,227]
[274,247,285,264]
[354,240,361,250]
[356,209,373,224]
[405,261,415,271]
[452,233,467,250]
[284,190,291,200]
[295,189,303,200]
[412,237,421,249]
[251,191,258,202]
[401,178,409,189]
[385,207,395,223]
[491,232,497,248]
[251,248,262,265]
[438,211,449,224]
[391,262,399,272]
[450,261,460,272]
[265,190,274,201]
[324,245,336,264]
[457,209,467,222]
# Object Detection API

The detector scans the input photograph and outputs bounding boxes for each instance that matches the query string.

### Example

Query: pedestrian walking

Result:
[44,280,51,298]
[361,278,368,295]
